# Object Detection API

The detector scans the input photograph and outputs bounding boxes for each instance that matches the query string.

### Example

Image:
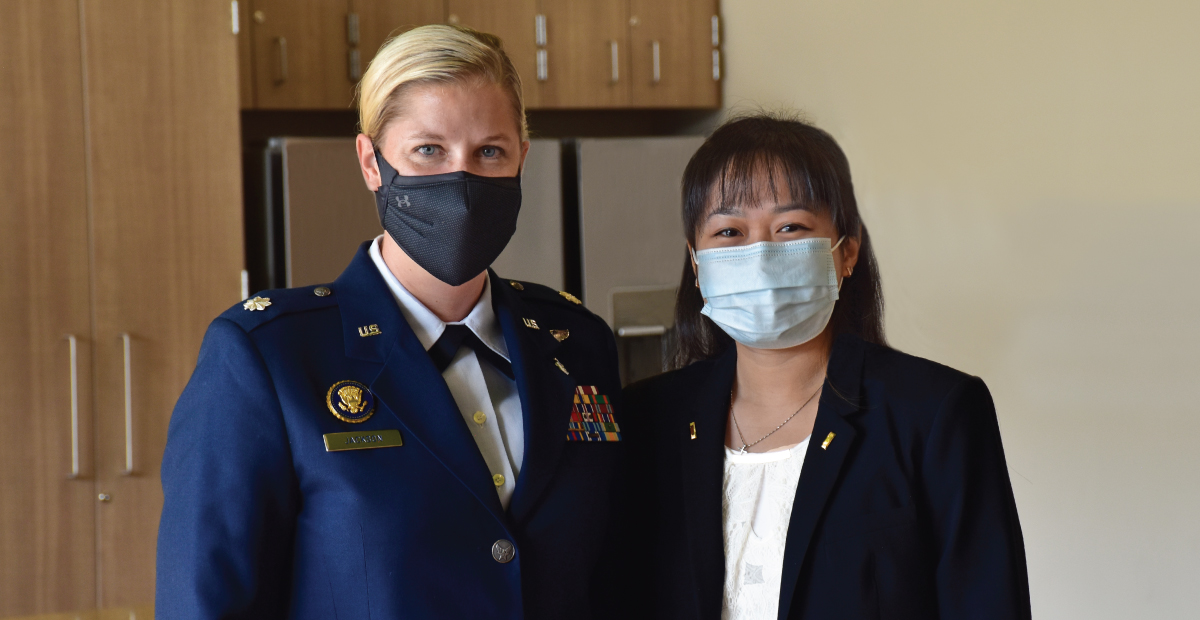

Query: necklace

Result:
[730,379,824,454]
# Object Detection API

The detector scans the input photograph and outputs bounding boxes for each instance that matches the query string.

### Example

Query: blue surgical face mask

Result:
[693,236,845,349]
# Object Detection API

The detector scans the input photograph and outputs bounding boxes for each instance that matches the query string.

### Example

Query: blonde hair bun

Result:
[358,24,528,146]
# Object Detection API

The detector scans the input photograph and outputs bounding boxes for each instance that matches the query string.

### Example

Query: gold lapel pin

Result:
[550,329,569,342]
[357,324,382,337]
[821,432,836,450]
[554,358,569,375]
[523,318,540,329]
[689,422,697,440]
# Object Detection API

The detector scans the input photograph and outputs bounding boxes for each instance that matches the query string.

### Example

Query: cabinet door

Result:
[0,0,97,615]
[537,0,629,108]
[446,0,540,108]
[252,0,355,109]
[82,0,246,607]
[353,0,444,81]
[628,0,720,108]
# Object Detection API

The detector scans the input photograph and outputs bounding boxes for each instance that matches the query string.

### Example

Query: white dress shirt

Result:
[369,236,524,508]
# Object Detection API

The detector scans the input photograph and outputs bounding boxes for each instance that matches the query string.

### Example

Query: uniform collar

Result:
[368,235,509,361]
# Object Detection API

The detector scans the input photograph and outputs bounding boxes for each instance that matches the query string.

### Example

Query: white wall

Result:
[722,1,1200,617]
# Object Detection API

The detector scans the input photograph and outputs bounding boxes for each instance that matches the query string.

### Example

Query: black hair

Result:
[670,112,887,369]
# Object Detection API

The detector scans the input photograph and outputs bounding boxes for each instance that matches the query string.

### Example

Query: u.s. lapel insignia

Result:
[243,296,271,311]
[326,380,376,423]
[566,386,621,442]
[550,329,569,342]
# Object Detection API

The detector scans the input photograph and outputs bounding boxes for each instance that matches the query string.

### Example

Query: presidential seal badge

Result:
[326,380,376,423]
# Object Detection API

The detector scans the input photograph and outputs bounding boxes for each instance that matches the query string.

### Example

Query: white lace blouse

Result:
[721,436,811,620]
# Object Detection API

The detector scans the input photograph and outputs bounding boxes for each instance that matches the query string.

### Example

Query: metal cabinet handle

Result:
[535,14,547,47]
[274,36,288,85]
[348,49,361,81]
[712,16,720,46]
[536,49,548,81]
[651,40,661,83]
[712,49,721,81]
[120,333,134,475]
[65,335,80,478]
[346,12,359,45]
[609,40,619,83]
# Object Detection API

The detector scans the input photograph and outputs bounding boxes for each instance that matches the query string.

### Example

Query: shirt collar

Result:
[368,235,510,361]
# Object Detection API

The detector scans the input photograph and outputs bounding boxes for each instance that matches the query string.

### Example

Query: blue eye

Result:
[481,146,499,158]
[416,145,437,156]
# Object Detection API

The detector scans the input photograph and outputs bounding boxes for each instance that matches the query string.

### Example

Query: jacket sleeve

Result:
[156,318,298,619]
[923,376,1032,619]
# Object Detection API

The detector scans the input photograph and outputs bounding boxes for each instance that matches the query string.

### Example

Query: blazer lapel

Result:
[680,349,737,619]
[491,272,577,524]
[335,244,506,523]
[776,334,867,620]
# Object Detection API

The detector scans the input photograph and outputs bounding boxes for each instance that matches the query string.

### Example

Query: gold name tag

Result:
[323,429,403,452]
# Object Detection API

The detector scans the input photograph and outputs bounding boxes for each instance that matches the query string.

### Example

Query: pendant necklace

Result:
[730,379,824,454]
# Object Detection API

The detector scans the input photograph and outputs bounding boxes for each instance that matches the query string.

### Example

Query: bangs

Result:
[682,114,854,238]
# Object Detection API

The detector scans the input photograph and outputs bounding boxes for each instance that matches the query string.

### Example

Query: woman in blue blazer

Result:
[621,115,1030,619]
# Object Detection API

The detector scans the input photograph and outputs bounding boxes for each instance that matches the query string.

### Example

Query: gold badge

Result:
[510,280,524,291]
[243,296,271,311]
[326,380,376,423]
[522,318,540,329]
[821,432,836,450]
[550,329,569,342]
[358,324,382,337]
[559,291,582,305]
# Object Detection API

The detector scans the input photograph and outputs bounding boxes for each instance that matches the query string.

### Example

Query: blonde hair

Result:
[357,24,527,146]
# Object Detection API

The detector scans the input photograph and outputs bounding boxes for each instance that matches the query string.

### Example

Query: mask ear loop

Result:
[833,235,848,290]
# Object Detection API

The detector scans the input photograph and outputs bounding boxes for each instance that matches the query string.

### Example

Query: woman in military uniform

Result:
[156,25,625,619]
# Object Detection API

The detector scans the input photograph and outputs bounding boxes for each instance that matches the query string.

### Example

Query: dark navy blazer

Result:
[620,334,1031,620]
[156,243,625,619]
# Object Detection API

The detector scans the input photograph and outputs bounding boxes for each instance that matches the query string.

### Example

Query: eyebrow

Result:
[704,201,812,221]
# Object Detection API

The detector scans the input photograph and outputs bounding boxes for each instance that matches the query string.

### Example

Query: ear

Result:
[839,230,862,279]
[355,134,381,191]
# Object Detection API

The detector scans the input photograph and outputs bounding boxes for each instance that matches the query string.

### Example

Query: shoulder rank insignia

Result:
[566,386,621,442]
[558,291,582,305]
[327,380,376,423]
[243,296,272,311]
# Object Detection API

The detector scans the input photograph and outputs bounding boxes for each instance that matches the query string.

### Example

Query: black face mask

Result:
[373,150,522,286]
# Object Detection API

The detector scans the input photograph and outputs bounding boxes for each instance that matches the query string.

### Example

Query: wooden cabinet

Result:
[245,0,443,109]
[0,0,97,614]
[627,0,720,108]
[537,0,631,108]
[446,0,542,109]
[239,0,722,111]
[1,0,245,614]
[250,0,352,109]
[352,0,444,82]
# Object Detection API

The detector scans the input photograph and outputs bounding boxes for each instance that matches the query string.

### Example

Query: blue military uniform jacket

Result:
[156,242,625,619]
